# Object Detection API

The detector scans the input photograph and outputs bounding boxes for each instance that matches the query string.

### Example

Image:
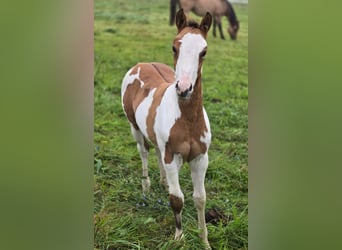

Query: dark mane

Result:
[187,20,200,28]
[225,1,239,26]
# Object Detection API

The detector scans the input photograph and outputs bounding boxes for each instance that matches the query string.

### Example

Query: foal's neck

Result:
[178,76,203,122]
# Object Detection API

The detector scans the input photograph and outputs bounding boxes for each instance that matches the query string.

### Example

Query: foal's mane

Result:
[187,20,200,29]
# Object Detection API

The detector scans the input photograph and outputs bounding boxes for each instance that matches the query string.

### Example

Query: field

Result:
[94,0,248,249]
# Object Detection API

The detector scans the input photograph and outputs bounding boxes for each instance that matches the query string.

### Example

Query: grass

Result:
[94,0,248,249]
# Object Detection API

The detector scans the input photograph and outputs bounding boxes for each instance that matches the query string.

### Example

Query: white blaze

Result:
[175,33,207,92]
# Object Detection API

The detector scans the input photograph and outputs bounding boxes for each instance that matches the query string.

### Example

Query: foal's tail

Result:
[169,0,179,25]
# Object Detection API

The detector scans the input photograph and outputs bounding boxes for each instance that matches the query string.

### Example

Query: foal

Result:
[121,9,212,247]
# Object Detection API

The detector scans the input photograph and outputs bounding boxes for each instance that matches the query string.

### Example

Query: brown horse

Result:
[170,0,239,40]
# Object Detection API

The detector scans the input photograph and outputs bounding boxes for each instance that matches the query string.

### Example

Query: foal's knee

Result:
[193,193,206,209]
[193,194,209,246]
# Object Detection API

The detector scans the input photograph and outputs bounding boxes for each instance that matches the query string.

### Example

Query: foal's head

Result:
[172,9,212,99]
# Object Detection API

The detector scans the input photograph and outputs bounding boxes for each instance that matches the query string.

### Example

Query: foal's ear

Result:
[176,8,187,33]
[199,12,212,35]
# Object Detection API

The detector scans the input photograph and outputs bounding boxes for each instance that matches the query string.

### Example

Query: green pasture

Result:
[94,0,248,249]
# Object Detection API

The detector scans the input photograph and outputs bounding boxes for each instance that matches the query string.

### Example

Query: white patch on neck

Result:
[200,107,211,149]
[175,33,207,88]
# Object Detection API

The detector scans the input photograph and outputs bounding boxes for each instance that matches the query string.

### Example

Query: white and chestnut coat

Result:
[121,9,212,247]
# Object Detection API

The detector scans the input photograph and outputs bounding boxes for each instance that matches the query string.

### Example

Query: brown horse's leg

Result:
[218,23,225,39]
[215,16,225,40]
[170,0,178,25]
[213,19,217,37]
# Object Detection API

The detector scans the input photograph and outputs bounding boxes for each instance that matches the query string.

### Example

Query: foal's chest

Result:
[166,122,209,163]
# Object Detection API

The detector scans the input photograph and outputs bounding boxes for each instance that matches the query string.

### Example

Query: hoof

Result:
[174,228,183,240]
[204,243,211,250]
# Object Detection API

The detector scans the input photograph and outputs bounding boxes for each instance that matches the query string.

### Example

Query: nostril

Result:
[189,84,193,91]
[175,81,180,90]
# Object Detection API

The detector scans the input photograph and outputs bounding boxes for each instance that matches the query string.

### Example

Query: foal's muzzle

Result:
[176,82,193,98]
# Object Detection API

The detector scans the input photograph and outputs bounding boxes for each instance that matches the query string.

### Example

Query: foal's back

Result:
[121,62,175,139]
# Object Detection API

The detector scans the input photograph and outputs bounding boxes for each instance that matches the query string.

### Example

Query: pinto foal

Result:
[121,9,212,246]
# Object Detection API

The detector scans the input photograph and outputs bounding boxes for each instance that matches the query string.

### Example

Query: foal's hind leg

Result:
[130,125,150,193]
[190,153,210,247]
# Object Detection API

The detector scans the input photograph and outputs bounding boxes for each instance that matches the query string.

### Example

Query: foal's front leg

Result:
[162,153,184,240]
[190,153,210,247]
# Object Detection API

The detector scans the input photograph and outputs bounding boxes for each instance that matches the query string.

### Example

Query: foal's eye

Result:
[172,46,177,54]
[200,50,207,58]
